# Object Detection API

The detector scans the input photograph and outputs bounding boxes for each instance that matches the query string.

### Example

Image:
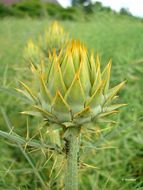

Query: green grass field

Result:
[0,13,143,189]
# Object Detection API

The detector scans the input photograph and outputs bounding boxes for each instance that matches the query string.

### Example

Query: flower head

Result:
[20,40,125,128]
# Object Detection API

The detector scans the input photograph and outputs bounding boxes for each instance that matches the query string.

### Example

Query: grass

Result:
[0,13,143,189]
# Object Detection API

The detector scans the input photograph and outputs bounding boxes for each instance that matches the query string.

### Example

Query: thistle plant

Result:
[24,40,44,66]
[19,39,125,189]
[24,21,69,67]
[39,21,69,56]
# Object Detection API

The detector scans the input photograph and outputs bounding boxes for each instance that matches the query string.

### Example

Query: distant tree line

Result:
[0,0,132,19]
[72,0,91,6]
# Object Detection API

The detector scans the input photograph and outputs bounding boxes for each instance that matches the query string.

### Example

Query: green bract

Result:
[19,40,125,128]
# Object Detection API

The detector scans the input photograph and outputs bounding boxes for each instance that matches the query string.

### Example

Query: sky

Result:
[58,0,143,17]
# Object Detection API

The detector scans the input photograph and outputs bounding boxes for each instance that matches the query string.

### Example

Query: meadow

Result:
[0,12,143,189]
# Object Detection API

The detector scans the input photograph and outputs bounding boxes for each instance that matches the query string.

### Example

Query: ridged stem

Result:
[64,127,79,190]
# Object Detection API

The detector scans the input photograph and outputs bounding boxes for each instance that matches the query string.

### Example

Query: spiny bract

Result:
[20,40,125,128]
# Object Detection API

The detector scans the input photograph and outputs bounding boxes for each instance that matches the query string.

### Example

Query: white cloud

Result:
[57,0,71,7]
[92,0,143,17]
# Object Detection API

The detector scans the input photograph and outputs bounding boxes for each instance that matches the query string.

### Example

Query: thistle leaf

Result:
[97,110,119,118]
[62,52,76,88]
[39,74,52,103]
[103,104,127,112]
[19,81,37,101]
[16,88,35,103]
[78,59,91,97]
[91,53,101,94]
[33,106,56,121]
[21,111,41,117]
[95,53,101,74]
[65,74,85,113]
[52,91,72,122]
[71,41,80,71]
[48,60,66,97]
[90,51,96,85]
[105,81,126,104]
[86,82,104,107]
[102,60,112,93]
[74,107,91,119]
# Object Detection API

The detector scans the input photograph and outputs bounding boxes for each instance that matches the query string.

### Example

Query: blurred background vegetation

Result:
[0,0,143,189]
[0,0,133,19]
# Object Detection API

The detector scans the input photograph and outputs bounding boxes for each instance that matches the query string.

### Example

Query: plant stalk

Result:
[64,127,79,190]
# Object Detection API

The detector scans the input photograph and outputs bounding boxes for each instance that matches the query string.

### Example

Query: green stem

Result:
[65,127,79,190]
